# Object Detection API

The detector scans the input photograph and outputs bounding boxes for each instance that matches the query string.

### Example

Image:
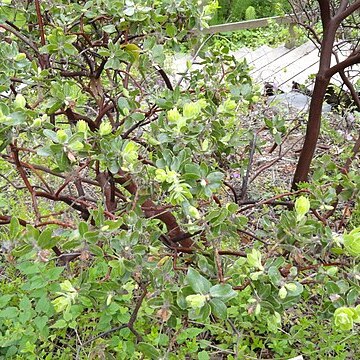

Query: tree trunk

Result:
[291,76,330,188]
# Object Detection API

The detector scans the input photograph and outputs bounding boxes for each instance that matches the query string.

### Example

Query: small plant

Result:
[245,6,256,21]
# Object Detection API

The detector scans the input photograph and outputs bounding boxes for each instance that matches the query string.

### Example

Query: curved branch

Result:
[334,0,360,23]
[326,49,360,78]
[0,23,40,55]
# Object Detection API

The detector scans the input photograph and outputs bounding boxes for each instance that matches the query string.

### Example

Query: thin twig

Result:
[76,283,148,359]
[214,249,224,283]
[240,133,257,201]
[238,189,309,213]
[176,34,213,87]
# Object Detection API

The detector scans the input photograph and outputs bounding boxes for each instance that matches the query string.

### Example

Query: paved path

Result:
[171,41,359,92]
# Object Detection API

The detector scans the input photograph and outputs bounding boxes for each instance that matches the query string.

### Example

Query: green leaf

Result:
[56,129,68,143]
[63,42,77,55]
[122,43,141,62]
[99,120,112,136]
[151,44,165,65]
[334,307,355,331]
[78,221,88,237]
[12,244,33,257]
[198,351,210,360]
[17,261,40,275]
[268,266,281,286]
[165,23,177,37]
[186,268,211,294]
[117,97,131,115]
[209,284,237,302]
[51,319,68,329]
[9,216,20,239]
[188,205,200,219]
[0,295,12,309]
[177,286,194,310]
[19,296,31,311]
[34,315,49,337]
[183,102,200,118]
[184,164,201,178]
[14,94,26,109]
[295,196,310,221]
[0,307,19,318]
[209,298,227,320]
[37,228,54,249]
[346,288,358,306]
[46,267,65,281]
[278,286,287,299]
[68,140,84,151]
[247,248,264,271]
[343,227,360,256]
[137,343,160,359]
[285,282,304,297]
[176,327,204,344]
[43,129,58,142]
[167,108,182,123]
[189,302,211,321]
[102,24,116,33]
[186,294,207,309]
[325,281,341,294]
[206,172,224,184]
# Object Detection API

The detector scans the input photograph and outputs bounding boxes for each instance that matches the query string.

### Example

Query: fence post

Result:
[285,22,297,49]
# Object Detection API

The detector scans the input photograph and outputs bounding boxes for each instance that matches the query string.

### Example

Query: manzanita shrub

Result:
[0,1,359,359]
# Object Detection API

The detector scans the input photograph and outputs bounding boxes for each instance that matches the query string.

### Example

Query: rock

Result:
[267,91,332,113]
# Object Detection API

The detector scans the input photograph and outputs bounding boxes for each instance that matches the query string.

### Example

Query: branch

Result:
[35,0,46,46]
[338,69,360,110]
[326,48,360,78]
[155,66,174,91]
[0,24,40,55]
[96,171,117,212]
[0,215,27,226]
[233,279,251,291]
[64,108,98,131]
[35,191,91,221]
[240,134,257,201]
[10,143,41,222]
[238,189,308,212]
[77,283,148,355]
[223,181,238,204]
[95,102,115,125]
[336,0,349,16]
[334,0,360,23]
[115,169,193,248]
[1,153,99,187]
[318,0,331,28]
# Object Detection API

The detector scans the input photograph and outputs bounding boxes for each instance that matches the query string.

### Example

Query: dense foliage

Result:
[0,0,359,359]
[212,0,291,23]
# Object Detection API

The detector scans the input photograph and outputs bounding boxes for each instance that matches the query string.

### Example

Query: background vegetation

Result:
[208,0,300,51]
[212,0,291,23]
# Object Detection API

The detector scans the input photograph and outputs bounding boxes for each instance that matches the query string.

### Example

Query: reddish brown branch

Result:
[0,215,27,227]
[233,279,251,291]
[96,172,117,212]
[35,0,46,46]
[115,170,193,248]
[64,108,98,131]
[10,143,41,222]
